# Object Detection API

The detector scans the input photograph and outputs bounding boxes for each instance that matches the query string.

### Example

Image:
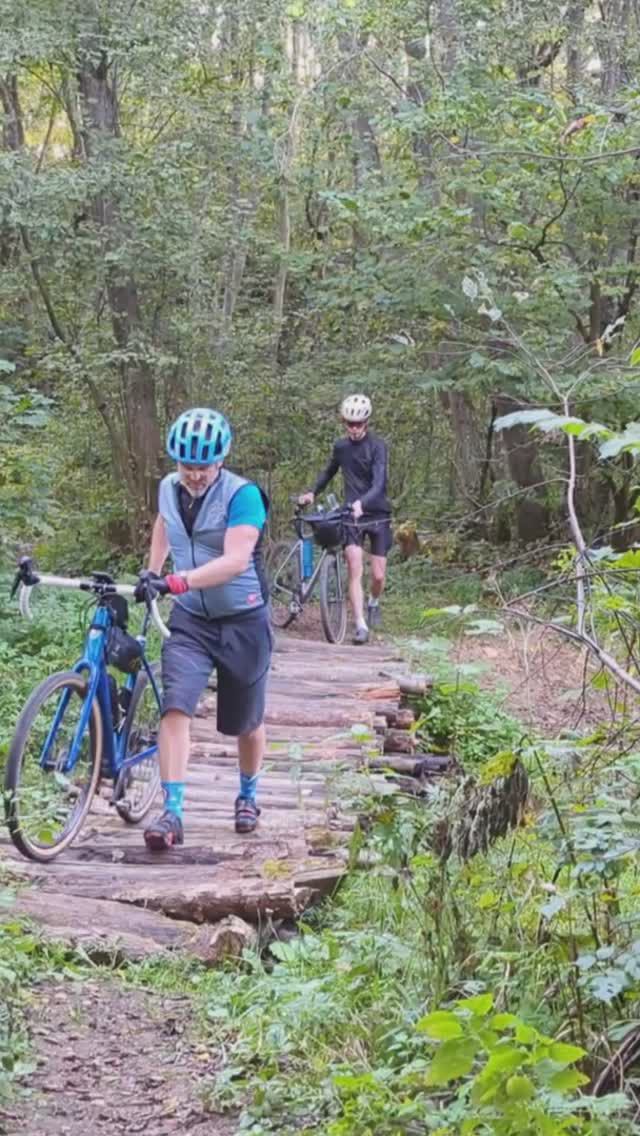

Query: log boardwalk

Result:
[0,634,418,963]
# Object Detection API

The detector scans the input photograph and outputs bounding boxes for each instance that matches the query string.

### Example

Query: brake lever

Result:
[11,557,40,597]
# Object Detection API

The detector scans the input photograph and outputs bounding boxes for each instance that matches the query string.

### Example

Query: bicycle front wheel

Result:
[267,540,302,629]
[319,551,347,644]
[4,671,102,862]
[115,663,162,824]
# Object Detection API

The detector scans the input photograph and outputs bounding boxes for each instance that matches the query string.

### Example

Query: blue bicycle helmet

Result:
[167,408,232,465]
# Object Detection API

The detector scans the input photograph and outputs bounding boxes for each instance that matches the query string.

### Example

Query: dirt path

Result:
[452,623,611,735]
[1,979,234,1136]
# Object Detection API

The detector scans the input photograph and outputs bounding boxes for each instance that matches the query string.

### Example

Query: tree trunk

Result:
[0,73,24,149]
[565,1,586,95]
[0,74,24,265]
[434,0,461,74]
[77,39,161,541]
[440,389,485,507]
[338,32,381,252]
[598,0,633,97]
[404,38,435,189]
[493,395,549,542]
[219,8,255,348]
[273,20,304,361]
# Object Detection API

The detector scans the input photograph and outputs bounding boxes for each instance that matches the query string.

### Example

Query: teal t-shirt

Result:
[228,484,267,530]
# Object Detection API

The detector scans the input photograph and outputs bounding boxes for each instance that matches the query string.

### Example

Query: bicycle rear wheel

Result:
[4,671,102,861]
[114,663,162,824]
[319,551,347,644]
[267,540,302,629]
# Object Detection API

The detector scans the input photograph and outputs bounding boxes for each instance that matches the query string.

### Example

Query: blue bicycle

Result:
[4,558,170,862]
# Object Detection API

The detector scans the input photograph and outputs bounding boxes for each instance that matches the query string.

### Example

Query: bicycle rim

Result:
[115,664,162,824]
[319,553,347,644]
[267,540,302,629]
[4,671,102,861]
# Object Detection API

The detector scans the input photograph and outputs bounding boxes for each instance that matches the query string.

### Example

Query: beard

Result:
[183,483,209,498]
[180,477,212,498]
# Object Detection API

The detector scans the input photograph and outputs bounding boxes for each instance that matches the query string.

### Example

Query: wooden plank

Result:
[273,636,399,660]
[0,889,217,962]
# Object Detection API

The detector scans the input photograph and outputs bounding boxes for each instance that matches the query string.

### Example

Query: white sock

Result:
[357,618,368,631]
[368,596,379,607]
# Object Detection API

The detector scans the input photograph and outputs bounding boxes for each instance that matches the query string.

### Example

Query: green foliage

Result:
[5,0,640,554]
[417,680,523,767]
[415,993,614,1134]
[0,385,57,561]
[0,580,82,764]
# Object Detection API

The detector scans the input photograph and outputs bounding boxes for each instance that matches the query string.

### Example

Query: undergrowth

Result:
[127,664,640,1135]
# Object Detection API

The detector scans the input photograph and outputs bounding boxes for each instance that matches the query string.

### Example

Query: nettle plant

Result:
[537,785,640,1009]
[414,992,628,1135]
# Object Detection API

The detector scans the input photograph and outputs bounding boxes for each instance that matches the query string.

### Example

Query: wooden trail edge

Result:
[0,635,438,963]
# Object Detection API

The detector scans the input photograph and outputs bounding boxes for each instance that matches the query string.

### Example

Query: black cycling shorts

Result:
[161,604,272,736]
[344,517,393,557]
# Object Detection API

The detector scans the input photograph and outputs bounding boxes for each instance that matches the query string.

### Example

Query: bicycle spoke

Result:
[5,673,100,859]
[267,540,303,629]
[115,667,162,824]
[320,553,347,644]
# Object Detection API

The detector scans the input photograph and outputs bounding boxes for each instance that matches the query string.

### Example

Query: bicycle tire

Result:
[319,551,347,644]
[114,663,162,824]
[267,539,302,629]
[4,670,102,862]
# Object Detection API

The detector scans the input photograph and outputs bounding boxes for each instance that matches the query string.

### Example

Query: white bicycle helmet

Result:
[341,394,372,422]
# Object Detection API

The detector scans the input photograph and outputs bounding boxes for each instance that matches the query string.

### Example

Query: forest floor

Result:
[1,979,235,1136]
[453,622,609,736]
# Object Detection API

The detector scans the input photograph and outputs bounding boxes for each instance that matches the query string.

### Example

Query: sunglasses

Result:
[343,419,366,428]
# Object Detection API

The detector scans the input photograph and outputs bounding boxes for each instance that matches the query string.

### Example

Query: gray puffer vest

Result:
[158,470,266,619]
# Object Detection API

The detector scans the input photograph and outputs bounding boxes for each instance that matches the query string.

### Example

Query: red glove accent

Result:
[164,573,190,595]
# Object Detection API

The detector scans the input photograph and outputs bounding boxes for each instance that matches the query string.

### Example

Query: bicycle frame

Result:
[41,604,161,783]
[276,534,330,608]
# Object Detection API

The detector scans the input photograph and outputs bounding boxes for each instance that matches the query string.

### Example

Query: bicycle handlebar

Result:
[15,571,171,639]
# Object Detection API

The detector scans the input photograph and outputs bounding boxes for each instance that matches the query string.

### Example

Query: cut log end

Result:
[397,674,433,697]
[383,729,417,754]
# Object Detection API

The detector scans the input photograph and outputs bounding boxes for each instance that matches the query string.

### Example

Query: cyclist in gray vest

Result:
[134,407,272,850]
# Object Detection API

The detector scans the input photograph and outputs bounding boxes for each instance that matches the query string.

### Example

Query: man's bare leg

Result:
[345,544,368,642]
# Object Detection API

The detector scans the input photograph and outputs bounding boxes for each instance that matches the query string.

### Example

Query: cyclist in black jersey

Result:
[299,394,392,644]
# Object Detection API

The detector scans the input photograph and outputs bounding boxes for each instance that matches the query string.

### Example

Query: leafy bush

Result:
[417,680,524,766]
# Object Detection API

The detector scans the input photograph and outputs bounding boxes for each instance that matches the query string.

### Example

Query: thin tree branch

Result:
[362,51,407,97]
[504,607,640,697]
[19,226,68,343]
[34,100,57,174]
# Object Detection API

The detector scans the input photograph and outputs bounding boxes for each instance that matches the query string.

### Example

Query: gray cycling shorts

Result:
[161,603,273,736]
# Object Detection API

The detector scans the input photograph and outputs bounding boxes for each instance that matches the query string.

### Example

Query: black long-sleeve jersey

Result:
[312,431,391,516]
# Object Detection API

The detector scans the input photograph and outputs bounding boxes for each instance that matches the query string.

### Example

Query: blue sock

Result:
[162,781,185,819]
[239,772,259,802]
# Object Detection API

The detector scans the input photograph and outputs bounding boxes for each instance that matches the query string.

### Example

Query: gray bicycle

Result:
[266,505,350,643]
